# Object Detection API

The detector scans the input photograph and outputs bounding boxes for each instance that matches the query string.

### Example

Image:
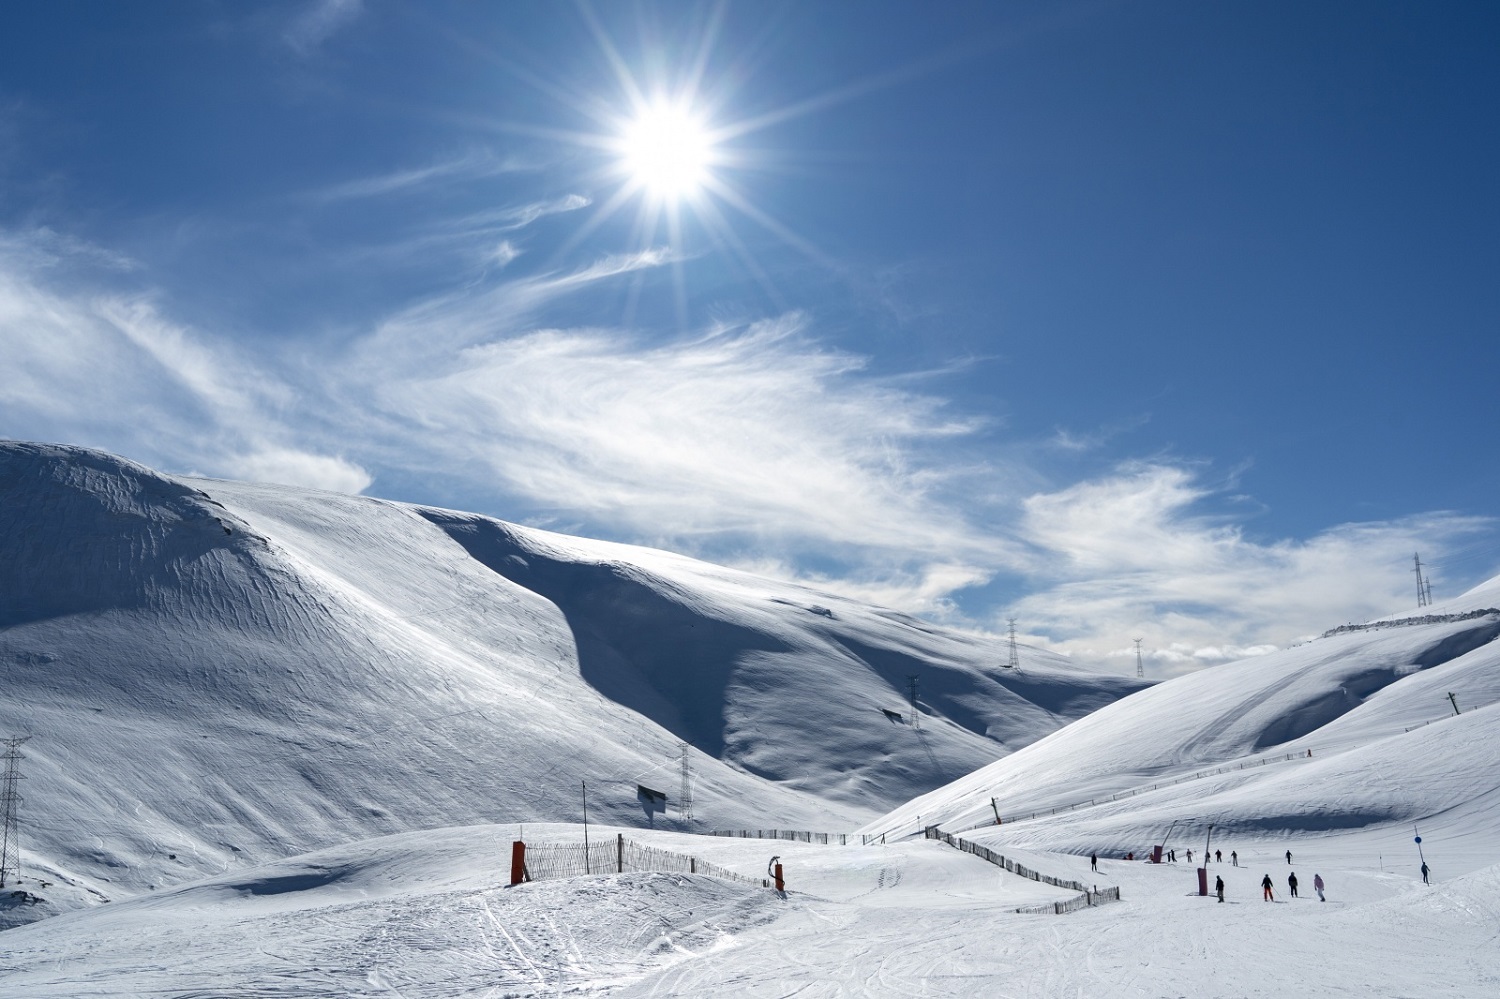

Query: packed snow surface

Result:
[2,822,1496,996]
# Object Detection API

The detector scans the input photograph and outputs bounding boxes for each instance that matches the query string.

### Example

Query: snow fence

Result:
[925,828,1121,915]
[519,834,767,888]
[709,829,854,844]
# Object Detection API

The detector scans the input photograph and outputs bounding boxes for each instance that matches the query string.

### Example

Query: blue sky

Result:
[3,0,1498,673]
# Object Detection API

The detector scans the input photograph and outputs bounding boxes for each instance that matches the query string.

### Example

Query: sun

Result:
[617,101,714,202]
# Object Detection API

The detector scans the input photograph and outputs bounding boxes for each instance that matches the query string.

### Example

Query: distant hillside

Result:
[0,441,1144,920]
[861,576,1500,847]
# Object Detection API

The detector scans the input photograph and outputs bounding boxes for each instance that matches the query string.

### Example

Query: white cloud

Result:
[231,448,373,494]
[283,0,362,56]
[1010,463,1492,675]
[348,311,1011,567]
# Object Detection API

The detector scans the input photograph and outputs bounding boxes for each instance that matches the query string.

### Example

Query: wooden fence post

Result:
[617,833,624,874]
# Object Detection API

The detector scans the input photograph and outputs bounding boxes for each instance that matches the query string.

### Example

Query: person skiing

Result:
[1090,852,1097,872]
[1214,849,1221,863]
[1421,861,1430,885]
[1215,875,1225,903]
[1313,873,1325,902]
[1288,871,1299,897]
[1169,849,1176,863]
[1262,874,1274,901]
[1231,850,1238,867]
[1286,849,1293,864]
[1186,849,1193,863]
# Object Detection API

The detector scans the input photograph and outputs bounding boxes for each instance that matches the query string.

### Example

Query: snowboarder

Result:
[1231,850,1238,867]
[1313,873,1325,902]
[1214,849,1221,863]
[1288,872,1299,897]
[1261,874,1274,901]
[1215,875,1225,903]
[1285,849,1293,864]
[1090,852,1097,872]
[1421,861,1430,885]
[1169,849,1176,863]
[1186,849,1193,863]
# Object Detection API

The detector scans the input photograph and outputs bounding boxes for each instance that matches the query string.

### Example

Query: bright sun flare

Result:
[620,103,713,200]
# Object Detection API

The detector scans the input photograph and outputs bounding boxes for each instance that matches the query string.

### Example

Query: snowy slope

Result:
[0,441,1142,922]
[3,820,1497,996]
[859,575,1500,848]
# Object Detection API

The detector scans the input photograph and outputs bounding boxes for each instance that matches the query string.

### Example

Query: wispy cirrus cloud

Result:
[0,228,369,494]
[306,153,546,203]
[283,0,363,56]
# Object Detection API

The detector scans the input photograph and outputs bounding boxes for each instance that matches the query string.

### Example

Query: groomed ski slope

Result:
[1,820,1495,996]
[0,441,1143,922]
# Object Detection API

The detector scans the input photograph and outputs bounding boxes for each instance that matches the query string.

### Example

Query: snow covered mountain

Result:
[859,574,1500,849]
[0,440,1143,920]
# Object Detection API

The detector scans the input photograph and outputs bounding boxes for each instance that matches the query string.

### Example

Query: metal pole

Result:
[582,780,590,875]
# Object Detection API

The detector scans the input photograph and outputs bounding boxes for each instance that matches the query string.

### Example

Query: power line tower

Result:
[1413,552,1428,608]
[678,742,694,828]
[1133,639,1145,680]
[907,674,920,730]
[1006,618,1021,671]
[0,736,30,888]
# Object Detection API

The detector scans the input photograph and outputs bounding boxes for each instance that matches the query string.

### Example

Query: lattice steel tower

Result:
[1134,639,1145,680]
[0,736,30,888]
[678,742,694,827]
[1414,553,1428,608]
[1007,619,1021,671]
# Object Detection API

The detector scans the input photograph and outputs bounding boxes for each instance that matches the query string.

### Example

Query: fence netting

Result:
[521,835,766,888]
[708,829,856,844]
[925,828,1122,915]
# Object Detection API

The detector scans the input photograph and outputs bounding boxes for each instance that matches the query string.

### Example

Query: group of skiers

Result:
[1250,870,1325,902]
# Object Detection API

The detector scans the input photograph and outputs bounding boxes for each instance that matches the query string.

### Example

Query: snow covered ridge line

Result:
[518,834,767,888]
[1321,608,1500,638]
[924,829,1122,915]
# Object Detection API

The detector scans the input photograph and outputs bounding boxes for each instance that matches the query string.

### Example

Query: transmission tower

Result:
[0,736,30,888]
[678,742,694,827]
[1413,552,1428,608]
[1006,619,1021,671]
[907,674,920,730]
[1133,639,1145,680]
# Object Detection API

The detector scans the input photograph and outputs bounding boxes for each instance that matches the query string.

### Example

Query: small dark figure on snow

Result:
[1090,852,1097,872]
[1261,874,1274,901]
[1421,861,1430,885]
[1186,849,1193,863]
[1214,849,1221,863]
[1313,873,1325,901]
[1169,849,1176,863]
[1288,872,1299,897]
[1285,849,1293,864]
[1231,850,1238,867]
[1215,875,1225,903]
